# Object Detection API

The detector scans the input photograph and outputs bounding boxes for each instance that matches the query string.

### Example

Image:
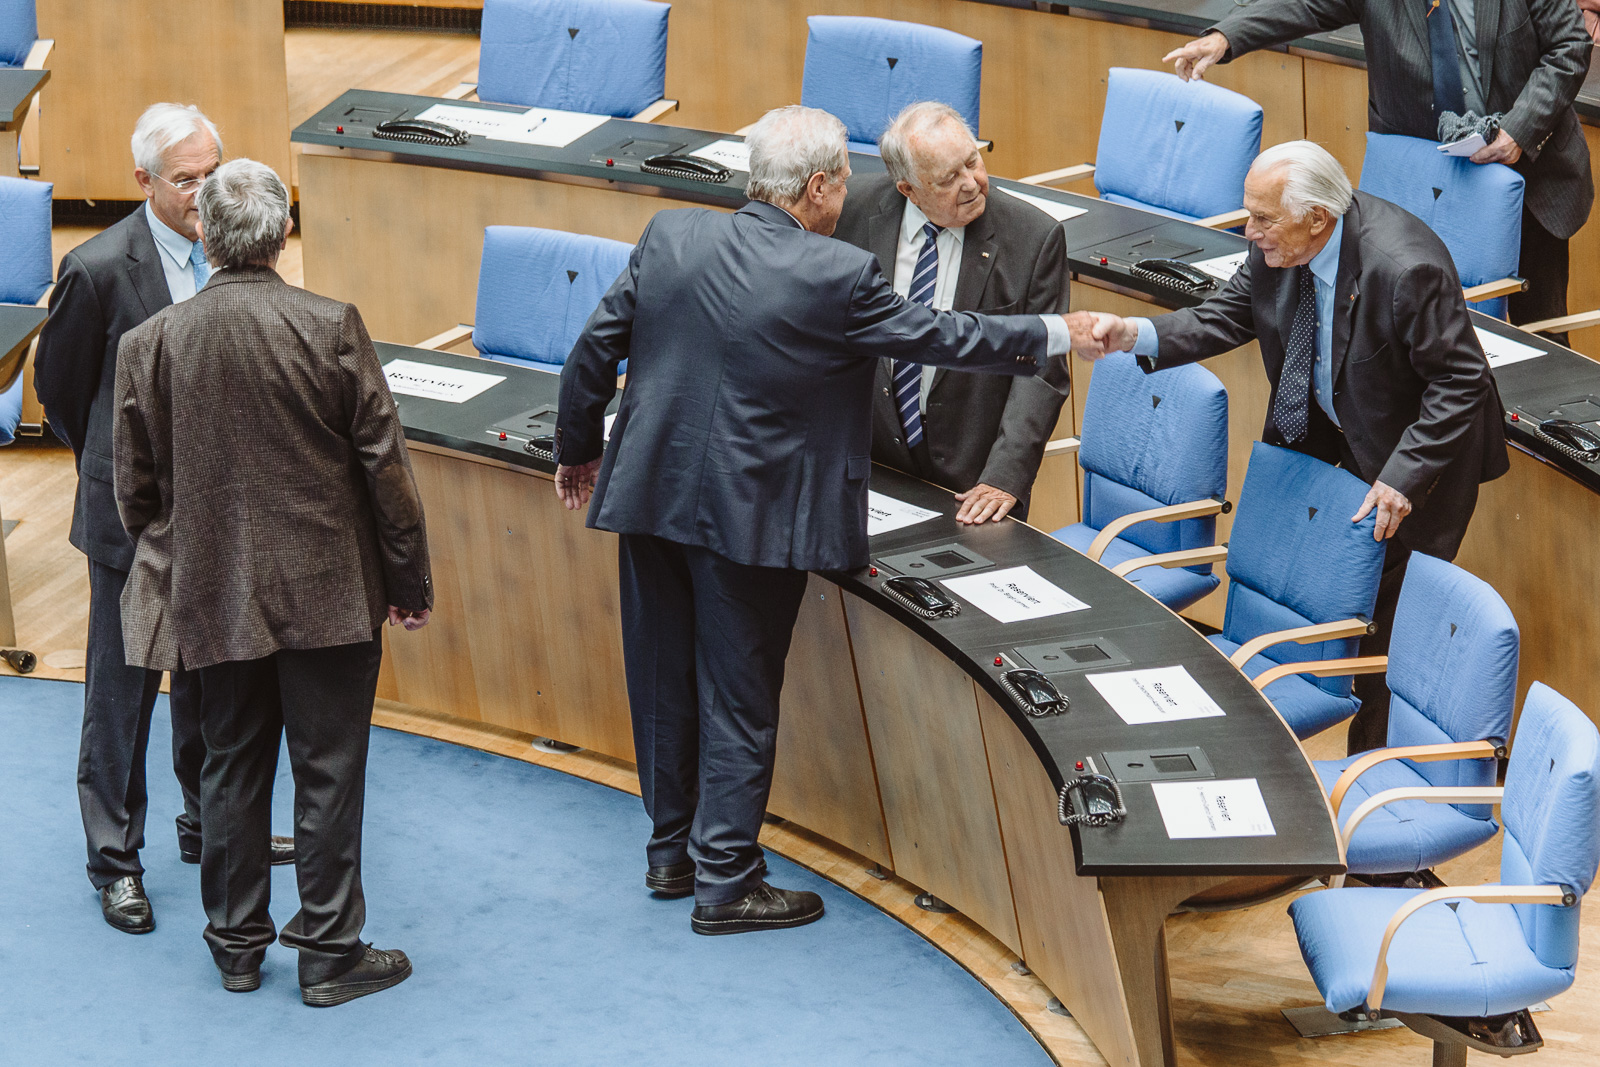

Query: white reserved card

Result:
[1152,778,1277,839]
[867,491,941,536]
[997,186,1089,223]
[1474,327,1545,369]
[383,359,505,404]
[1438,133,1487,158]
[690,139,751,171]
[414,103,608,148]
[941,566,1089,624]
[1191,251,1248,283]
[1087,665,1226,726]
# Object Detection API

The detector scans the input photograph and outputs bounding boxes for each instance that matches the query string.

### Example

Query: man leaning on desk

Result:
[554,105,1089,935]
[833,101,1070,525]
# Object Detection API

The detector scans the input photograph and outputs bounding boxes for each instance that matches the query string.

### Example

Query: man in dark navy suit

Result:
[555,106,1082,935]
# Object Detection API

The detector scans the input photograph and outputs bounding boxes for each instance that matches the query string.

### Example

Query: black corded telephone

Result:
[1001,668,1069,718]
[1131,257,1217,295]
[881,575,960,619]
[1057,758,1127,828]
[373,117,470,146]
[1533,418,1600,463]
[641,153,731,183]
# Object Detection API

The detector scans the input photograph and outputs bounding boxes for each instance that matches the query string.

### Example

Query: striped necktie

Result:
[189,240,211,291]
[893,221,943,450]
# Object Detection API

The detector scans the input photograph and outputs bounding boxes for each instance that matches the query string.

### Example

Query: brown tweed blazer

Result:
[113,267,432,671]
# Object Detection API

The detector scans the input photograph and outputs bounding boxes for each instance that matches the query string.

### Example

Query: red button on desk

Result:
[1100,257,1108,266]
[499,432,507,440]
[1075,760,1084,772]
[994,656,1004,667]
[869,567,878,577]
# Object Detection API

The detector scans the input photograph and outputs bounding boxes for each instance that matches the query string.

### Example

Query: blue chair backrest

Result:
[1358,131,1523,319]
[478,0,670,117]
[1223,443,1385,696]
[0,0,35,68]
[1078,353,1227,562]
[800,16,982,151]
[473,225,632,368]
[1500,682,1600,971]
[0,175,53,304]
[1386,553,1518,809]
[1094,68,1262,222]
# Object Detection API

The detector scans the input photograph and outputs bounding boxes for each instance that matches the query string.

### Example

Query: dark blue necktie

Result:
[1273,265,1317,444]
[1427,0,1467,122]
[893,221,942,450]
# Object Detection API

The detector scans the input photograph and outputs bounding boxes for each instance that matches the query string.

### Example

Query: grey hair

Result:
[879,101,976,189]
[1249,140,1353,220]
[195,159,290,270]
[131,103,222,177]
[744,105,849,205]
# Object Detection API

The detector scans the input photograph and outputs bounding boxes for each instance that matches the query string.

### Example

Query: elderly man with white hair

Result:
[1082,140,1508,755]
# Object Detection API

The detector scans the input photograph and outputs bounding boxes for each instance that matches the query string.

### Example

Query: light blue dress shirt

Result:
[144,202,203,303]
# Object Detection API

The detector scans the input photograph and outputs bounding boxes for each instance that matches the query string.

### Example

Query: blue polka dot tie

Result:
[189,240,211,290]
[893,221,943,449]
[1273,265,1317,444]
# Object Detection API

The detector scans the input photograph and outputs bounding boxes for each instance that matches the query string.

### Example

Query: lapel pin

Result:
[981,251,990,259]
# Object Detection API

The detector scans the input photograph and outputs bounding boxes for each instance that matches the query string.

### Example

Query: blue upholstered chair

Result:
[0,0,40,68]
[1022,68,1262,228]
[1049,353,1228,613]
[1289,682,1599,1063]
[1358,132,1524,319]
[1315,554,1518,880]
[799,16,982,154]
[0,174,53,445]
[1206,443,1386,740]
[454,0,678,122]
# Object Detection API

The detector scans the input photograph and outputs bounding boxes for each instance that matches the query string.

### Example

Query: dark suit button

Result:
[892,437,900,445]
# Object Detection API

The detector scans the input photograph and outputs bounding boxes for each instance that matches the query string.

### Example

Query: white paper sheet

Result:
[383,359,505,404]
[1438,133,1487,158]
[690,139,751,172]
[997,186,1089,223]
[1191,250,1248,283]
[1151,778,1277,839]
[1087,666,1226,725]
[603,412,618,441]
[867,491,941,536]
[941,566,1089,624]
[1474,326,1545,369]
[413,103,608,148]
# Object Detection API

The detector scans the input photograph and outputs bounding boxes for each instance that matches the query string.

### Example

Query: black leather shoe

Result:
[220,966,261,993]
[300,945,412,1007]
[645,861,695,897]
[99,875,154,934]
[180,835,296,866]
[691,882,823,935]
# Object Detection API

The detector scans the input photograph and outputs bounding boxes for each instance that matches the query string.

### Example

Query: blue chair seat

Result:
[1314,755,1499,875]
[1054,521,1218,611]
[847,139,880,155]
[1208,634,1359,739]
[0,375,22,446]
[1290,887,1576,1017]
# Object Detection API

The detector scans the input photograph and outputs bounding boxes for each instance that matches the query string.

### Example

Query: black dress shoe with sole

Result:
[691,882,824,935]
[645,861,695,897]
[180,835,297,866]
[99,875,154,934]
[301,945,412,1007]
[220,967,261,993]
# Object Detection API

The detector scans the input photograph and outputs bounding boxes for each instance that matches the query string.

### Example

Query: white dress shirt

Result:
[144,202,203,303]
[891,199,966,413]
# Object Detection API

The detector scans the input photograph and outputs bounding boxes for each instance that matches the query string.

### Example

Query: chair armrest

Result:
[1462,277,1527,302]
[1328,739,1504,814]
[1333,785,1504,887]
[1229,618,1373,669]
[1367,883,1573,1013]
[734,122,757,136]
[416,324,474,351]
[36,284,53,308]
[1042,436,1080,458]
[1019,163,1095,186]
[1110,544,1227,578]
[631,98,679,123]
[1519,309,1600,335]
[1197,208,1249,229]
[1251,655,1387,692]
[1087,497,1228,563]
[977,139,994,152]
[442,82,478,101]
[23,39,52,70]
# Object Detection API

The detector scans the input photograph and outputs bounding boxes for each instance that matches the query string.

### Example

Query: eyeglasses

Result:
[154,171,214,195]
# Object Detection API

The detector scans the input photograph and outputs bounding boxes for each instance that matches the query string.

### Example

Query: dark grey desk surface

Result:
[0,303,45,370]
[0,68,47,127]
[379,341,1343,879]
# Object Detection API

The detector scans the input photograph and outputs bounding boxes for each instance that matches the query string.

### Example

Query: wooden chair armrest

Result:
[1230,618,1372,669]
[1519,309,1600,335]
[442,82,478,101]
[1251,655,1387,692]
[631,98,679,123]
[733,122,757,136]
[1087,497,1227,562]
[416,324,474,351]
[36,284,53,308]
[976,139,994,152]
[1367,883,1572,1012]
[1334,786,1504,887]
[1328,739,1504,813]
[1019,163,1095,186]
[23,39,52,70]
[1109,544,1227,578]
[1042,436,1079,458]
[1197,208,1249,229]
[1463,277,1527,302]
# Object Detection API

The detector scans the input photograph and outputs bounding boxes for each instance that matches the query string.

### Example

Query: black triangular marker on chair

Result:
[1308,507,1318,520]
[1175,120,1185,133]
[567,270,579,283]
[886,57,898,69]
[1151,396,1162,408]
[1450,623,1457,636]
[1432,187,1443,200]
[568,27,580,38]
[1445,901,1461,912]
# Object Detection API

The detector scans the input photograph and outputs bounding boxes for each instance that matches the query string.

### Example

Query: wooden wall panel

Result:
[1301,57,1369,182]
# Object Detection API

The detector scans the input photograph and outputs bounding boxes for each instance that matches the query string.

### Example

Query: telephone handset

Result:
[641,153,731,183]
[1057,758,1127,828]
[1131,257,1217,295]
[1001,668,1069,718]
[1534,418,1600,463]
[880,575,961,619]
[373,117,470,147]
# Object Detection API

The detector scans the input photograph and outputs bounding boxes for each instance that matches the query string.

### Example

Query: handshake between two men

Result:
[1062,310,1138,364]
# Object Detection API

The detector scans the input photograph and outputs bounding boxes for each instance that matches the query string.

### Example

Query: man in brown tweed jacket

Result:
[113,159,433,1006]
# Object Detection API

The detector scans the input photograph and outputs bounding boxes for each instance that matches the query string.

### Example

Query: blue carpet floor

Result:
[0,678,1051,1066]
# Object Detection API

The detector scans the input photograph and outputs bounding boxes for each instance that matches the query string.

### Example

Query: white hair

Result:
[879,101,977,189]
[744,105,849,206]
[1249,141,1353,220]
[195,159,290,270]
[131,103,222,177]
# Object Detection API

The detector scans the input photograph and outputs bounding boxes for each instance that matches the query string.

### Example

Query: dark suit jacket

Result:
[832,173,1070,517]
[1212,0,1592,238]
[555,200,1052,572]
[113,268,432,671]
[33,208,172,572]
[1146,192,1508,560]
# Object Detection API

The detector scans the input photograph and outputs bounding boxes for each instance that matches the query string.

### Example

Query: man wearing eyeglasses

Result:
[34,102,294,937]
